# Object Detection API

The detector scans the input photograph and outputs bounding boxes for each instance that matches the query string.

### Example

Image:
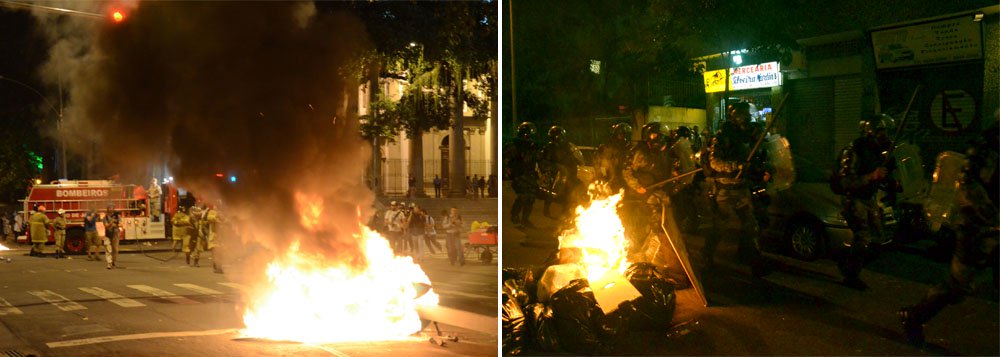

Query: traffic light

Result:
[111,10,125,23]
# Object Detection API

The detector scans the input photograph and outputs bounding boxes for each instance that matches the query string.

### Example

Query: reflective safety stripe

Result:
[28,290,86,311]
[173,283,223,295]
[0,297,23,315]
[126,285,198,304]
[78,287,145,307]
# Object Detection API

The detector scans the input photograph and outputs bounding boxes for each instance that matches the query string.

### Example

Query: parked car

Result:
[760,158,898,261]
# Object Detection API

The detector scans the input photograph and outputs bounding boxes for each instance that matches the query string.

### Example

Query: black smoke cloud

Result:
[39,1,374,263]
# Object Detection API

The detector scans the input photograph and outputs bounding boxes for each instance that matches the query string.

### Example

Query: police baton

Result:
[735,92,791,181]
[882,85,922,167]
[644,168,703,191]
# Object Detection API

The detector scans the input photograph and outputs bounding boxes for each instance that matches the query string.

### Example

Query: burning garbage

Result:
[503,188,690,355]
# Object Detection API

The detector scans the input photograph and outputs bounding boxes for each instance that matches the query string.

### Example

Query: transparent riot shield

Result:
[764,133,795,192]
[925,151,965,232]
[658,200,707,307]
[671,138,698,189]
[893,142,929,202]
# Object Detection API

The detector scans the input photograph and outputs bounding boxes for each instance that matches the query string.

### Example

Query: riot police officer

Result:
[504,122,540,227]
[899,118,998,345]
[596,123,632,193]
[622,122,672,257]
[540,126,581,219]
[702,102,769,277]
[831,114,898,290]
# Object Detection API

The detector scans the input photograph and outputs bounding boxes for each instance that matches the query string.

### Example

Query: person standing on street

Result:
[899,118,999,345]
[384,202,404,253]
[831,114,899,290]
[442,207,465,266]
[540,125,582,219]
[407,204,427,262]
[149,178,162,221]
[53,209,67,259]
[172,206,193,263]
[28,206,51,257]
[2,214,10,242]
[422,207,441,257]
[103,206,121,269]
[477,175,487,198]
[433,175,443,198]
[622,122,672,259]
[13,211,23,240]
[188,205,206,267]
[597,122,633,193]
[702,102,770,278]
[84,210,100,261]
[505,122,540,228]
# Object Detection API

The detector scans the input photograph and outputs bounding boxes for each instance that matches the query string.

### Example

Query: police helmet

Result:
[516,122,536,139]
[859,114,894,136]
[726,102,751,122]
[641,122,663,141]
[548,126,566,142]
[611,123,632,140]
[676,126,692,139]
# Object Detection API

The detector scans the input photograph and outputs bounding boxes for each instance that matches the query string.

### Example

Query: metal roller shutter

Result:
[834,76,863,155]
[786,78,834,182]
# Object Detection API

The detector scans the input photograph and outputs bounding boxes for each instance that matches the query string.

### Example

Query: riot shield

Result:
[671,138,698,189]
[764,133,795,192]
[925,151,965,232]
[658,200,707,307]
[892,142,929,202]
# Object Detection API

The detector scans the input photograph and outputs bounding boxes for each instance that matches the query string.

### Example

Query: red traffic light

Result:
[111,10,125,23]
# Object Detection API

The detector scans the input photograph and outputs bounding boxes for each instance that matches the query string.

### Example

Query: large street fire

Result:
[556,188,630,282]
[240,195,439,344]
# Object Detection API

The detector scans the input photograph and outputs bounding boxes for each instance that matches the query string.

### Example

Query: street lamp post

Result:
[0,75,66,179]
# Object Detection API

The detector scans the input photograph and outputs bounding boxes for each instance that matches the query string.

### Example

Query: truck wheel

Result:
[65,229,86,255]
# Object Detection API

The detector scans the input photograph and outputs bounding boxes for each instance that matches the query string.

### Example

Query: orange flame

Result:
[557,185,630,282]
[240,194,438,343]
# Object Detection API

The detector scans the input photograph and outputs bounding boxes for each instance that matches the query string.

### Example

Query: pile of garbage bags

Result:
[502,261,678,355]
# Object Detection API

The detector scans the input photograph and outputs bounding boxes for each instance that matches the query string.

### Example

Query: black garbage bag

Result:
[502,280,528,355]
[503,267,539,306]
[526,302,560,352]
[549,278,606,355]
[621,262,677,330]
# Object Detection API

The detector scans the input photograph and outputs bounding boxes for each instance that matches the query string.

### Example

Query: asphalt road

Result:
[501,182,999,356]
[0,240,498,356]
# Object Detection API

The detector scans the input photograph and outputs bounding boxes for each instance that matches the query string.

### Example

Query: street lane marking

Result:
[78,287,145,308]
[46,328,239,348]
[27,290,87,311]
[174,283,223,295]
[0,297,23,315]
[126,285,199,305]
[218,282,248,291]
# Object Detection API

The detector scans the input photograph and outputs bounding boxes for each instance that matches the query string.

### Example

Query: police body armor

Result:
[669,138,697,189]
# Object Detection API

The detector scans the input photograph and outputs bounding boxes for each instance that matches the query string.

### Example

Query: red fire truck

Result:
[17,180,178,254]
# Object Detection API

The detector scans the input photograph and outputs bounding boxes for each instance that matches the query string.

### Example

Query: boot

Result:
[193,258,200,267]
[898,307,925,345]
[185,255,191,265]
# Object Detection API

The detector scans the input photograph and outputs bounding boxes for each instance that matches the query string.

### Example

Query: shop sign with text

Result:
[729,61,781,90]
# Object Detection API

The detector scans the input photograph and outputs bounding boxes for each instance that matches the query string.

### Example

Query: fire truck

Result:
[18,180,179,254]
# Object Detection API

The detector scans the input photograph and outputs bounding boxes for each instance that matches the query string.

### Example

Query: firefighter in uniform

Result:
[596,123,632,193]
[702,102,770,277]
[899,119,999,345]
[540,126,581,219]
[172,206,193,263]
[622,122,672,258]
[202,205,224,273]
[53,209,67,259]
[189,205,206,267]
[29,206,51,257]
[831,114,898,290]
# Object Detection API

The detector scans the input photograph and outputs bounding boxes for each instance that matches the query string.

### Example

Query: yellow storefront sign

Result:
[703,69,727,93]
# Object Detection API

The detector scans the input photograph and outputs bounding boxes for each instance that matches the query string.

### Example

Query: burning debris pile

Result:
[502,190,681,355]
[33,1,440,344]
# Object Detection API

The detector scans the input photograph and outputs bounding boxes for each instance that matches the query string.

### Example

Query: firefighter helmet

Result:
[516,122,536,139]
[548,126,566,142]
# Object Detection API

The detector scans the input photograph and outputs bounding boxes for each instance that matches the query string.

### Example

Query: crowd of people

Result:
[378,201,470,266]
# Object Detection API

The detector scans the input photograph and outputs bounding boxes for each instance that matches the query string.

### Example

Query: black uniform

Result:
[596,136,630,193]
[832,125,896,289]
[622,137,673,255]
[540,138,580,218]
[702,105,769,277]
[900,121,999,345]
[504,136,540,226]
